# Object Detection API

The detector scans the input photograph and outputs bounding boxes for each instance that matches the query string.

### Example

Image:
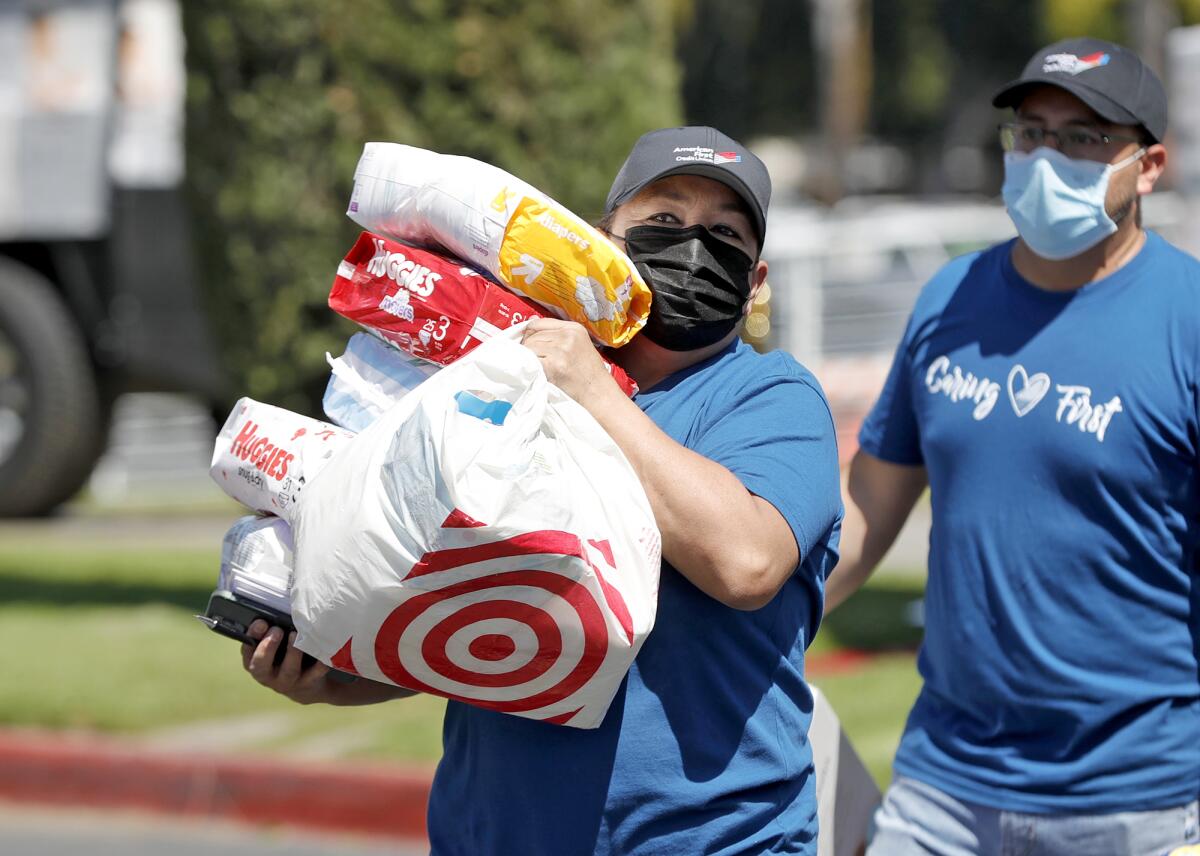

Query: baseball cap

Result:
[604,126,771,249]
[992,37,1167,143]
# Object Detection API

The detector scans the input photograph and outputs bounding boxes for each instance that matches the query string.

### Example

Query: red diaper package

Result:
[329,233,638,397]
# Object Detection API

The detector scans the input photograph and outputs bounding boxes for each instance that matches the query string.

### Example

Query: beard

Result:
[1106,179,1140,227]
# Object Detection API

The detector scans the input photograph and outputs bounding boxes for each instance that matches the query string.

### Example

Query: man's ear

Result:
[1137,143,1167,195]
[744,259,768,317]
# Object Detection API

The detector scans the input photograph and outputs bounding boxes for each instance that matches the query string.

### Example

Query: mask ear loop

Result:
[1107,148,1148,225]
[1108,146,1147,174]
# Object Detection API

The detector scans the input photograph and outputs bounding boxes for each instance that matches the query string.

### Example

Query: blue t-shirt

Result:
[860,232,1200,813]
[428,338,843,855]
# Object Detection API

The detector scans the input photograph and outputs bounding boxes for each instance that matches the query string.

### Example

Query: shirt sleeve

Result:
[691,372,842,573]
[858,313,924,466]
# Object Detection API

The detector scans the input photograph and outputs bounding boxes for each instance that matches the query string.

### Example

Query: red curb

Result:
[0,729,432,842]
[806,648,874,676]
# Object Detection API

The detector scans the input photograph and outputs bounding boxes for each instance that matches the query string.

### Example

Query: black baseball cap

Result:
[604,126,771,249]
[992,37,1167,143]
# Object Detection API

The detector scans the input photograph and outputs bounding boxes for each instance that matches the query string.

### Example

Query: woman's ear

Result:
[744,259,768,317]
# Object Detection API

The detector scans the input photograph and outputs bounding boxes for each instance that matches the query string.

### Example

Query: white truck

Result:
[0,0,224,516]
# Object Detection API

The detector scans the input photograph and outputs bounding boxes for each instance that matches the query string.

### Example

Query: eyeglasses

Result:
[997,122,1143,160]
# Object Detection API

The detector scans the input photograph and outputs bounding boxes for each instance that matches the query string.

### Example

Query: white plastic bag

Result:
[290,327,661,728]
[345,142,652,346]
[218,515,295,615]
[210,398,355,520]
[323,332,440,433]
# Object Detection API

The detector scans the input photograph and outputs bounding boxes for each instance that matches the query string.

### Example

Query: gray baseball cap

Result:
[604,126,771,248]
[992,37,1167,143]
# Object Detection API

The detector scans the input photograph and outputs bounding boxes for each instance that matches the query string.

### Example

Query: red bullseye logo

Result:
[369,521,634,723]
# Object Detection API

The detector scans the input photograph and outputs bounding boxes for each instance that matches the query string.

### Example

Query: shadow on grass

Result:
[0,572,211,612]
[821,580,926,653]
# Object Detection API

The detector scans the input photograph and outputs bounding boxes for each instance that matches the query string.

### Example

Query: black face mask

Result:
[620,224,755,352]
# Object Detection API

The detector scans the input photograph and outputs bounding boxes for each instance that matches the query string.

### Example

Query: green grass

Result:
[814,654,922,786]
[0,540,925,785]
[809,574,925,786]
[0,544,446,763]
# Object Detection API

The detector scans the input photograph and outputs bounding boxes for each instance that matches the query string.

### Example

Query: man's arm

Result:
[825,449,927,613]
[522,319,801,611]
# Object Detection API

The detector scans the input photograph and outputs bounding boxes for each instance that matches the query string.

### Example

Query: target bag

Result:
[289,327,661,729]
[345,143,652,347]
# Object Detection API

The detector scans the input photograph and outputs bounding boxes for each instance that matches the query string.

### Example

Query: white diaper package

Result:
[323,332,440,433]
[218,515,295,615]
[210,398,355,520]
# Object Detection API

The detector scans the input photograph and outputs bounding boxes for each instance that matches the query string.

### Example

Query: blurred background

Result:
[2,0,1200,849]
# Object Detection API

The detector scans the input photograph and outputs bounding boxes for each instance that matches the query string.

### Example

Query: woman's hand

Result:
[520,318,619,406]
[241,620,414,706]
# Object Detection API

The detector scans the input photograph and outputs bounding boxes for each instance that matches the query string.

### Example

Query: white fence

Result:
[85,194,1192,504]
[762,191,1190,366]
[759,192,1190,461]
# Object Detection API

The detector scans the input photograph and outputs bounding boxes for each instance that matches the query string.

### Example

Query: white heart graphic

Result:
[1007,364,1050,417]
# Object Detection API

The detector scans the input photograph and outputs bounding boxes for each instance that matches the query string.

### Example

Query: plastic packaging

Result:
[217,514,294,615]
[345,143,651,346]
[323,331,440,432]
[329,231,542,366]
[210,398,355,520]
[330,232,638,397]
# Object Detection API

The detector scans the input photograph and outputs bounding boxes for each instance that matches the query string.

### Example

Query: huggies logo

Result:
[366,238,443,298]
[229,419,295,481]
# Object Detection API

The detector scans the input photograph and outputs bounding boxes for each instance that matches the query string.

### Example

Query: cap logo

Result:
[672,145,739,166]
[1042,51,1110,75]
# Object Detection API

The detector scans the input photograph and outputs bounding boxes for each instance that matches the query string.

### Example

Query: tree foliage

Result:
[677,0,815,140]
[1042,0,1124,43]
[184,0,680,413]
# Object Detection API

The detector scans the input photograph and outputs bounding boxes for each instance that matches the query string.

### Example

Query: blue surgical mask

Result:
[1001,146,1145,261]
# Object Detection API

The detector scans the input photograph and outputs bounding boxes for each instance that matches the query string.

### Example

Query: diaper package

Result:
[330,232,638,397]
[217,515,295,615]
[345,143,652,346]
[329,231,542,366]
[210,399,355,520]
[323,331,441,433]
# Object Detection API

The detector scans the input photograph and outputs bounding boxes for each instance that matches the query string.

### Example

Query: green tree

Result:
[1042,0,1124,42]
[677,0,816,140]
[184,0,680,414]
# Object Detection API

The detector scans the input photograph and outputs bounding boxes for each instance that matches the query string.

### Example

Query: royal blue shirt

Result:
[428,338,843,855]
[860,232,1200,813]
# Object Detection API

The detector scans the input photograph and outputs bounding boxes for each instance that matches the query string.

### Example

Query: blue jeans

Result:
[866,776,1200,856]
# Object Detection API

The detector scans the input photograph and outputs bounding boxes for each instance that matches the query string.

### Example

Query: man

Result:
[244,126,843,855]
[827,38,1200,854]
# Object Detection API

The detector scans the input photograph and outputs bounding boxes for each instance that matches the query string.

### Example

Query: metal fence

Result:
[85,193,1192,504]
[759,192,1190,460]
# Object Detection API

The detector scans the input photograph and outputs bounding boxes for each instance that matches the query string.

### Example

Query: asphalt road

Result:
[0,802,427,856]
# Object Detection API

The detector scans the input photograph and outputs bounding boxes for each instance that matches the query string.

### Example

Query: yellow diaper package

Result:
[346,143,650,347]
